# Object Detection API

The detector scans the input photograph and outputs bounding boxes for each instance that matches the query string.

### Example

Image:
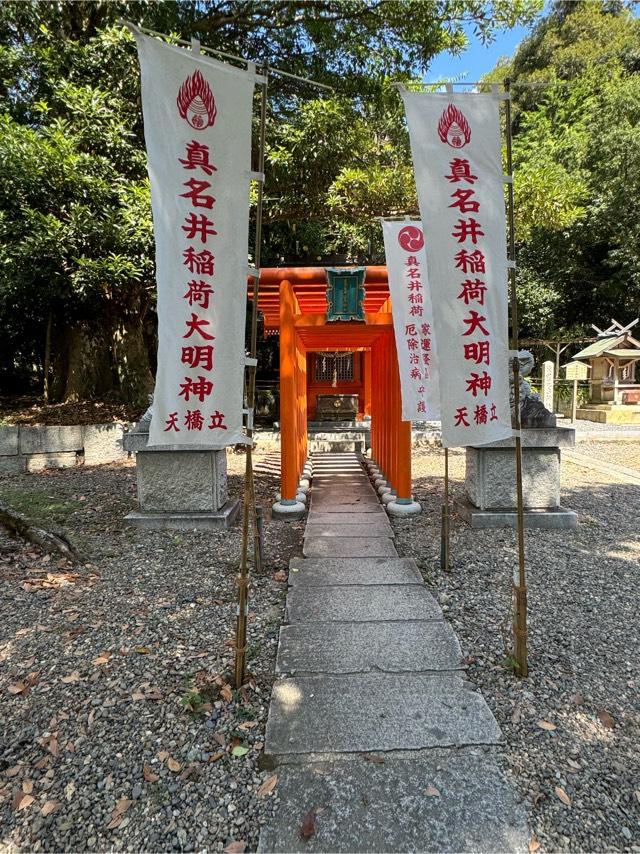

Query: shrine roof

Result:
[250,266,390,330]
[573,335,624,359]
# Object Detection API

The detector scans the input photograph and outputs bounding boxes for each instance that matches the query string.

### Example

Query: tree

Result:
[487,2,640,339]
[0,0,542,402]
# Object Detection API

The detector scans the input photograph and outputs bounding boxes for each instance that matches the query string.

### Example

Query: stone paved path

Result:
[259,453,528,853]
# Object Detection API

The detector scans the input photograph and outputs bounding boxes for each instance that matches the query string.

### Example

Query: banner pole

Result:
[440,447,451,571]
[504,79,528,678]
[235,65,268,689]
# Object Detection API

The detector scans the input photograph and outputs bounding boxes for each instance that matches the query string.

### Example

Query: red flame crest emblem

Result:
[437,104,471,149]
[398,225,424,252]
[177,69,217,130]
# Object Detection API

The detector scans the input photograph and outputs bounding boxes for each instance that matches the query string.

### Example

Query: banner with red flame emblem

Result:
[134,31,257,446]
[381,220,440,421]
[401,92,512,448]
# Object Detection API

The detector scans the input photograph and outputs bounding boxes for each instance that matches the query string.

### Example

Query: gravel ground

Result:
[571,441,640,472]
[0,450,302,853]
[393,445,640,853]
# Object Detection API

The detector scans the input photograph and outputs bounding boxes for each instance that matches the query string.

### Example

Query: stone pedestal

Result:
[123,432,239,529]
[455,427,577,529]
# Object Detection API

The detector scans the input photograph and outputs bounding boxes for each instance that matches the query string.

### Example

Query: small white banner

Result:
[381,220,440,421]
[134,31,256,446]
[402,92,512,447]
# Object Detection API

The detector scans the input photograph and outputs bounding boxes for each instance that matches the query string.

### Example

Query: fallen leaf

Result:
[41,800,60,816]
[425,785,441,797]
[213,733,226,746]
[167,757,181,773]
[61,671,82,684]
[362,753,385,764]
[257,775,278,797]
[273,570,287,582]
[144,689,163,701]
[597,710,615,729]
[5,765,22,778]
[529,836,541,852]
[300,808,316,838]
[220,684,233,702]
[114,797,133,816]
[13,793,35,811]
[92,652,111,666]
[232,746,249,758]
[22,780,33,794]
[238,720,257,730]
[208,751,225,763]
[224,842,246,853]
[8,682,27,695]
[143,763,159,783]
[25,671,40,687]
[47,737,59,757]
[555,786,571,807]
[570,693,584,705]
[131,691,146,701]
[511,705,522,724]
[157,750,169,761]
[537,720,556,731]
[135,646,151,654]
[65,781,75,801]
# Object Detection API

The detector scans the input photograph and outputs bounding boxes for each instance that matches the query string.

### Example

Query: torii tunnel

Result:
[250,267,414,505]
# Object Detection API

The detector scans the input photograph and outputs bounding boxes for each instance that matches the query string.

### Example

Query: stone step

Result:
[276,620,461,675]
[288,557,422,587]
[305,511,389,526]
[303,536,396,558]
[257,749,528,853]
[308,440,364,453]
[265,672,501,756]
[306,501,384,514]
[286,584,441,623]
[304,521,393,539]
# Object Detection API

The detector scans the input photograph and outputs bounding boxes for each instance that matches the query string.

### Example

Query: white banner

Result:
[134,31,256,446]
[381,221,440,421]
[402,92,512,447]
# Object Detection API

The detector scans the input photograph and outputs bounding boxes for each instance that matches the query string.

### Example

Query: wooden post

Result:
[571,378,578,424]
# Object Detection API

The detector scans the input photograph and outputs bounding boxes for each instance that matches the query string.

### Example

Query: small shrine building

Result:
[572,319,640,422]
[251,266,415,506]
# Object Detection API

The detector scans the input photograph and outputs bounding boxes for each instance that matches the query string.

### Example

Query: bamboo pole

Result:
[235,65,268,690]
[504,79,528,678]
[440,448,450,571]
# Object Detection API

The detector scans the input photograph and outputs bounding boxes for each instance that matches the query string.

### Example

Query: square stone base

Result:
[124,499,240,530]
[455,499,577,530]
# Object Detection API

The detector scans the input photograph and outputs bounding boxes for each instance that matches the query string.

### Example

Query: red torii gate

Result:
[250,267,413,509]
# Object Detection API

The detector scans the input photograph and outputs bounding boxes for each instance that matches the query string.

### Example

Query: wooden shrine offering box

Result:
[316,394,359,421]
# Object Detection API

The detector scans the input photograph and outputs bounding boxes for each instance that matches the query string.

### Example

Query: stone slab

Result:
[277,620,461,675]
[310,495,381,510]
[265,672,501,755]
[0,426,19,456]
[286,584,442,623]
[288,557,422,587]
[455,499,578,530]
[472,426,575,449]
[306,511,388,526]
[0,455,27,476]
[136,449,227,512]
[124,499,240,530]
[466,446,560,509]
[257,749,528,853]
[25,452,78,472]
[303,537,396,558]
[307,502,384,514]
[304,521,392,539]
[82,423,129,465]
[19,425,83,455]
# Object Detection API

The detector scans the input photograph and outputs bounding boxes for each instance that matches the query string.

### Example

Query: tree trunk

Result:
[112,318,155,407]
[63,324,113,402]
[43,311,52,403]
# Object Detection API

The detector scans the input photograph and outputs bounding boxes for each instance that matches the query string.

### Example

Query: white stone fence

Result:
[0,423,130,475]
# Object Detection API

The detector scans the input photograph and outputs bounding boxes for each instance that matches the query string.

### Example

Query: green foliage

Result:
[0,0,542,396]
[490,2,640,337]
